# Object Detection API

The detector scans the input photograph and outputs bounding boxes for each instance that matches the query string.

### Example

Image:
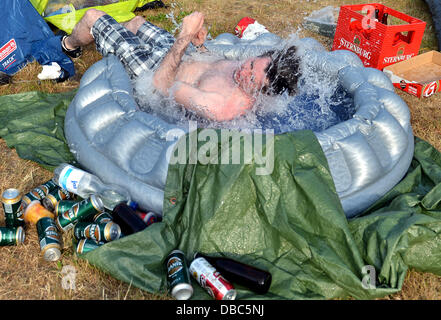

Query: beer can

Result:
[19,179,58,217]
[56,195,104,232]
[55,200,78,217]
[166,250,193,300]
[0,226,25,245]
[23,201,55,225]
[36,217,62,261]
[1,188,23,227]
[189,257,236,300]
[74,221,121,242]
[38,179,58,194]
[42,187,73,213]
[22,179,58,204]
[93,211,113,224]
[136,211,161,226]
[76,238,105,254]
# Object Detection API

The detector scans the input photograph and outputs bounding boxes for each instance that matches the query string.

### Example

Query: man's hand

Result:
[153,11,206,96]
[179,12,205,42]
[192,26,207,47]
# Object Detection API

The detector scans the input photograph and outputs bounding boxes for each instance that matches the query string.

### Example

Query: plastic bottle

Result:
[193,252,272,295]
[53,163,130,210]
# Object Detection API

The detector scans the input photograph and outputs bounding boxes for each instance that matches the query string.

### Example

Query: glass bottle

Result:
[112,203,147,236]
[382,12,389,25]
[193,252,272,295]
[53,163,130,210]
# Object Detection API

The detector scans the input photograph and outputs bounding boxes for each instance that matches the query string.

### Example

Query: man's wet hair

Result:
[260,45,301,96]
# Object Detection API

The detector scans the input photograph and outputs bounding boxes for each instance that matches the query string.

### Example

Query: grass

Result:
[0,0,440,300]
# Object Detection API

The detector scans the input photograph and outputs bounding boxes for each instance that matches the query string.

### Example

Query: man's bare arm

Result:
[153,12,204,95]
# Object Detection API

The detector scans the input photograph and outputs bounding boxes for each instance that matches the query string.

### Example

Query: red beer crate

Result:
[332,3,426,70]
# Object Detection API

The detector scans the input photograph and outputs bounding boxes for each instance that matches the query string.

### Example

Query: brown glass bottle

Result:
[382,13,389,25]
[112,203,147,235]
[194,252,272,294]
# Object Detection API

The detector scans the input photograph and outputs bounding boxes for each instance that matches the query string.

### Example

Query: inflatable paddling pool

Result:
[64,34,414,219]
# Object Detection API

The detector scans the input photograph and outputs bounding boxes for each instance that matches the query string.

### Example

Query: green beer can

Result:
[93,211,113,224]
[36,217,62,261]
[76,238,105,254]
[23,179,58,204]
[19,179,59,217]
[166,250,193,300]
[1,188,23,227]
[0,226,25,245]
[42,187,73,213]
[74,221,121,242]
[56,195,104,232]
[38,179,58,193]
[55,200,78,217]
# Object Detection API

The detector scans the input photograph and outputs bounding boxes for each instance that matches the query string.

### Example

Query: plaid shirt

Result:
[92,15,175,79]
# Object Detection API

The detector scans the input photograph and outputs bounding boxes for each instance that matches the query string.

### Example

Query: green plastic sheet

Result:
[83,131,441,300]
[0,90,76,170]
[0,90,441,299]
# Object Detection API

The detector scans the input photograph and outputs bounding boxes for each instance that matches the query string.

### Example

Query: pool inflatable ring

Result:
[64,34,413,219]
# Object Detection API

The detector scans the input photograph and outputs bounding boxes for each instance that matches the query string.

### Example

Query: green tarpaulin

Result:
[0,90,441,300]
[0,90,76,170]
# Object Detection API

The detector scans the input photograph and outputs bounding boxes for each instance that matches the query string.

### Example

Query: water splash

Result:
[133,26,355,134]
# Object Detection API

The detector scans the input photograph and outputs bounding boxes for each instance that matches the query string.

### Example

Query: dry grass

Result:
[0,0,440,300]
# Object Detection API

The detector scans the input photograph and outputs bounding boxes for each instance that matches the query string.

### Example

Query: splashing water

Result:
[133,30,355,134]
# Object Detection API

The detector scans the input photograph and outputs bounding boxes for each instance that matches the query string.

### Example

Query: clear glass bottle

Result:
[53,163,130,210]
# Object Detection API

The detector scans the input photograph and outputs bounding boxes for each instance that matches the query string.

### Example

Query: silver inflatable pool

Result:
[64,34,413,219]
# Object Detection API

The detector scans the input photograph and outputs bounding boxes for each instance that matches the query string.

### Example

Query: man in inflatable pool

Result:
[62,9,300,121]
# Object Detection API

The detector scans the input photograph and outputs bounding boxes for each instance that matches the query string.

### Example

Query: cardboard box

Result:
[383,50,441,98]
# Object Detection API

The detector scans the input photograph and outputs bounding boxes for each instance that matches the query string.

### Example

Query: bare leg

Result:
[64,8,107,50]
[122,15,147,35]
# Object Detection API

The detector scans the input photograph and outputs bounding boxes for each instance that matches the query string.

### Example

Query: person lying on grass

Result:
[61,9,300,121]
